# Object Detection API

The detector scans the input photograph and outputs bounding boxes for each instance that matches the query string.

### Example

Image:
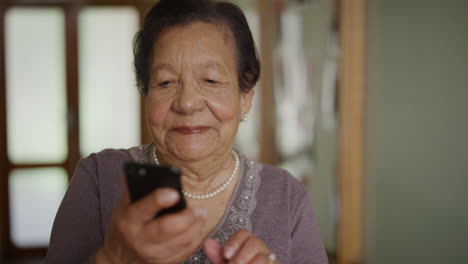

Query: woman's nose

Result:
[172,81,204,115]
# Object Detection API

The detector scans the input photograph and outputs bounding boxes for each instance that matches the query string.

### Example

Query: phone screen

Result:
[125,162,186,218]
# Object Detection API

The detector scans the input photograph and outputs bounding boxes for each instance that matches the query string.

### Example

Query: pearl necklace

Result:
[152,147,240,199]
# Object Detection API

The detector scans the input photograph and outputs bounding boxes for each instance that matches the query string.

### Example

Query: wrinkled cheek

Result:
[145,96,171,129]
[205,93,240,121]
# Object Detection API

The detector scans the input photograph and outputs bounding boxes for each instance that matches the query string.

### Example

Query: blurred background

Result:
[0,0,467,263]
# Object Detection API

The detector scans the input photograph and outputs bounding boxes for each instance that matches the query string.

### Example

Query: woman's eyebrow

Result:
[199,61,229,74]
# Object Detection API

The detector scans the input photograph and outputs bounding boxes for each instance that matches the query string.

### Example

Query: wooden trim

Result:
[337,0,366,264]
[11,163,66,169]
[257,0,279,165]
[65,5,81,180]
[139,94,152,144]
[0,5,10,260]
[7,247,48,260]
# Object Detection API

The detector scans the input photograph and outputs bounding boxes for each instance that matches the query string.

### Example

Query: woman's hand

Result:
[95,188,207,264]
[203,229,278,264]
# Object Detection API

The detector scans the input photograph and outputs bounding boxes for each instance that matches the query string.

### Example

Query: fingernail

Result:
[224,246,237,259]
[193,207,208,218]
[161,190,179,203]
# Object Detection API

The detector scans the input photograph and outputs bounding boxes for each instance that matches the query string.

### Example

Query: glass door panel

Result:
[78,7,140,156]
[9,167,68,247]
[5,7,67,164]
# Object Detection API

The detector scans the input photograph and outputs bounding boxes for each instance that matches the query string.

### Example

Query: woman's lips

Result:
[173,126,210,135]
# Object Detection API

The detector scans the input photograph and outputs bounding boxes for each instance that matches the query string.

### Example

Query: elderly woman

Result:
[45,0,327,263]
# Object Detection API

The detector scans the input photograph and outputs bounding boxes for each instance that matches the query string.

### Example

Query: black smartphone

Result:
[124,162,186,218]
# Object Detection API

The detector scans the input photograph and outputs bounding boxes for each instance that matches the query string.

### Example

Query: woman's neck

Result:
[154,146,237,194]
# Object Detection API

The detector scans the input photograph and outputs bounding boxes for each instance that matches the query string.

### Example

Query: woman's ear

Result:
[240,88,254,117]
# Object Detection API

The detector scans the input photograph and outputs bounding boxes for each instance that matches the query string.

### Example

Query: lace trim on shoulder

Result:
[184,156,263,264]
[215,158,262,244]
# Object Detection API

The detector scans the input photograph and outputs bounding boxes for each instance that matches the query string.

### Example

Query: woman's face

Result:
[146,22,253,162]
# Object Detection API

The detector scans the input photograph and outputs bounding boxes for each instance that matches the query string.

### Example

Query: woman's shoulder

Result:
[240,156,310,210]
[79,145,146,166]
[75,146,145,179]
[257,162,308,196]
[88,147,134,162]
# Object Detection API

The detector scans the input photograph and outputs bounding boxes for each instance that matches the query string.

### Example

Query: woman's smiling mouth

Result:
[173,126,210,134]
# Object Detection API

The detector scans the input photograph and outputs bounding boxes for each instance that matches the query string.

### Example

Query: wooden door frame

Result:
[337,0,366,263]
[257,0,366,263]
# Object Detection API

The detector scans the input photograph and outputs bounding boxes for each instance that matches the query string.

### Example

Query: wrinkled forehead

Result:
[157,19,234,45]
[151,22,238,70]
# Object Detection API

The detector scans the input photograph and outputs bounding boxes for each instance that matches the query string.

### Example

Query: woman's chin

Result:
[165,132,220,162]
[167,143,217,162]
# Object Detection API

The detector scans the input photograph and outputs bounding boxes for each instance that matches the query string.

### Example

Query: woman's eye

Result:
[158,81,171,87]
[205,79,218,85]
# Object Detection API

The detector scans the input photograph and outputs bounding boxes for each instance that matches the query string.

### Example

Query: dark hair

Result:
[133,0,260,95]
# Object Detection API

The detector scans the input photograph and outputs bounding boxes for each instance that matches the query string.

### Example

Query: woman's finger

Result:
[204,238,226,264]
[251,253,271,264]
[229,236,269,264]
[223,229,252,259]
[126,188,180,224]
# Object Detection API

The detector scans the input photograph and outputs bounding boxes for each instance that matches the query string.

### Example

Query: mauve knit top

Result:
[45,146,328,264]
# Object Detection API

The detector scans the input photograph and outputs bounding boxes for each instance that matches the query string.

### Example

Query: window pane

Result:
[9,167,68,247]
[79,7,140,156]
[5,8,67,163]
